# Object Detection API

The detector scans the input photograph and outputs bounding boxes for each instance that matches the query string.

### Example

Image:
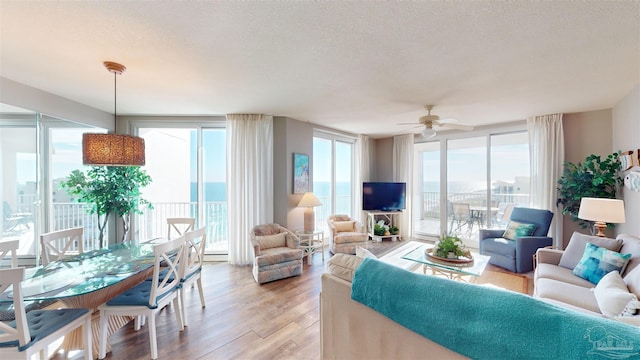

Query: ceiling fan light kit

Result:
[398,104,474,137]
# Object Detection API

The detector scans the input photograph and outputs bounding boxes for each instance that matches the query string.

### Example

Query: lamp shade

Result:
[298,192,322,207]
[82,133,145,166]
[578,197,626,224]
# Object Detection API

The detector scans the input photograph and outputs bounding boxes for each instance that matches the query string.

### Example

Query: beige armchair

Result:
[327,215,368,254]
[250,224,304,284]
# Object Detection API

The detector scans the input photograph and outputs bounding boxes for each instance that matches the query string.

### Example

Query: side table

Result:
[295,230,325,265]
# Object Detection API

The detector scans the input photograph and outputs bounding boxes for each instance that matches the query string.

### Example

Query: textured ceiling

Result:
[1,1,638,138]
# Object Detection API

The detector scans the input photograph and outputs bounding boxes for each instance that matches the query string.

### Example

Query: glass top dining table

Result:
[0,238,165,303]
[0,238,169,358]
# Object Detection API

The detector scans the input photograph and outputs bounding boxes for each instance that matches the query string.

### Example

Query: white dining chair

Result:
[98,235,186,360]
[167,217,195,239]
[40,227,84,265]
[0,239,19,268]
[179,226,207,326]
[0,267,92,360]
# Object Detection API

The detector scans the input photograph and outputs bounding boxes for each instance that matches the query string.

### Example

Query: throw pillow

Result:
[333,220,355,232]
[502,221,537,240]
[327,253,363,282]
[573,243,631,284]
[356,246,377,259]
[623,263,640,295]
[593,271,639,317]
[255,232,287,250]
[559,231,623,270]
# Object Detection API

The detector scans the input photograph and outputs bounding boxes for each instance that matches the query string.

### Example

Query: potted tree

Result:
[61,166,152,247]
[556,152,622,233]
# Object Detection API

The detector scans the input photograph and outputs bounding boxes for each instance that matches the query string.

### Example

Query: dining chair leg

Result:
[134,315,145,330]
[83,315,92,360]
[148,312,158,360]
[174,296,184,331]
[180,289,188,327]
[197,277,206,308]
[99,311,109,359]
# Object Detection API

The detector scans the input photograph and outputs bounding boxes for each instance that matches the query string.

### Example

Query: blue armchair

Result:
[479,207,554,273]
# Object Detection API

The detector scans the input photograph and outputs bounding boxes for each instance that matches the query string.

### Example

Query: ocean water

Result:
[191,182,227,202]
[191,181,485,202]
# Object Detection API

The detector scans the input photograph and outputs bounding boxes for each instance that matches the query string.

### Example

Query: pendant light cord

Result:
[114,71,117,130]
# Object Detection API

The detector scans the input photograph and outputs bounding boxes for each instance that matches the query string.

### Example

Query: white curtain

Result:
[527,113,564,248]
[393,134,413,239]
[355,134,370,225]
[226,114,273,265]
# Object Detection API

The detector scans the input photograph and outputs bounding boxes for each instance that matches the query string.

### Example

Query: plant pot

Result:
[384,231,391,236]
[447,252,457,259]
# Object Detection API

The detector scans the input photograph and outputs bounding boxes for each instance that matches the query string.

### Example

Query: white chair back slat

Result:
[182,227,206,280]
[0,268,30,346]
[0,239,19,268]
[149,235,185,307]
[40,227,84,265]
[167,218,195,239]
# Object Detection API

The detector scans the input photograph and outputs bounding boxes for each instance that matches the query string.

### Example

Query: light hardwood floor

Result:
[55,245,533,360]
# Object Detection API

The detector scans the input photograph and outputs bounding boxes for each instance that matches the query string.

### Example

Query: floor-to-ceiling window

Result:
[46,121,107,251]
[413,141,441,236]
[413,128,530,246]
[135,122,227,254]
[1,106,106,264]
[1,107,38,258]
[490,132,531,226]
[313,132,355,233]
[447,136,488,244]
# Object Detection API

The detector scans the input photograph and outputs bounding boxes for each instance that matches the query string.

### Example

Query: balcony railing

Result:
[136,201,228,252]
[53,201,228,252]
[51,191,528,253]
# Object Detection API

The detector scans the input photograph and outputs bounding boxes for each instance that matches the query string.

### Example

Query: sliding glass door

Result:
[313,133,355,234]
[412,130,530,245]
[136,124,228,254]
[413,141,441,236]
[1,108,38,258]
[490,132,531,227]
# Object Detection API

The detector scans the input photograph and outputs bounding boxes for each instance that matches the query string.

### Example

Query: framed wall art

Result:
[293,153,309,194]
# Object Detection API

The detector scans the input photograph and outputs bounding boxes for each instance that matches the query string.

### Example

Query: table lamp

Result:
[298,192,322,233]
[577,197,626,237]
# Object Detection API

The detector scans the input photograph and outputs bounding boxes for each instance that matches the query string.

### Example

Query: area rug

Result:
[474,270,528,294]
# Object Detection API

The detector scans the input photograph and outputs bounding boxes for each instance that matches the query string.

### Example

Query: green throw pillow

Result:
[573,242,631,285]
[502,221,537,240]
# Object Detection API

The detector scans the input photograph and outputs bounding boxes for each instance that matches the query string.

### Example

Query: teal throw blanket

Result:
[351,258,640,360]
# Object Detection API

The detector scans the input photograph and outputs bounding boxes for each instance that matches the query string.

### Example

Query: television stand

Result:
[365,210,402,242]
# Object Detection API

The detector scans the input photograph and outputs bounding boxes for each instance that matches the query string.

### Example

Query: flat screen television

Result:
[362,182,406,211]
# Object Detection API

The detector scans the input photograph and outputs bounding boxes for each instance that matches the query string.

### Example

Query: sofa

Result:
[321,253,639,360]
[321,254,466,359]
[534,232,640,325]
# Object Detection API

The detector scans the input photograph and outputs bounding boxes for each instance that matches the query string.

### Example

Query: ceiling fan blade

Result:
[436,117,458,124]
[436,123,475,131]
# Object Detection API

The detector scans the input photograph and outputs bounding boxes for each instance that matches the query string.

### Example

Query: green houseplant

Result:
[556,152,622,232]
[434,234,467,259]
[60,166,153,247]
[373,221,388,236]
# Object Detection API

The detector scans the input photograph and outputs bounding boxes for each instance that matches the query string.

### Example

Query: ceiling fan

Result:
[398,105,474,138]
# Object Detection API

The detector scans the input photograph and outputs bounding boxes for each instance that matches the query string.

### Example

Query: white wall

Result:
[613,84,640,236]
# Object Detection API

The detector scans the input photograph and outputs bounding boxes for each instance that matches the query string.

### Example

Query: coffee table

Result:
[378,241,490,282]
[389,241,490,281]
